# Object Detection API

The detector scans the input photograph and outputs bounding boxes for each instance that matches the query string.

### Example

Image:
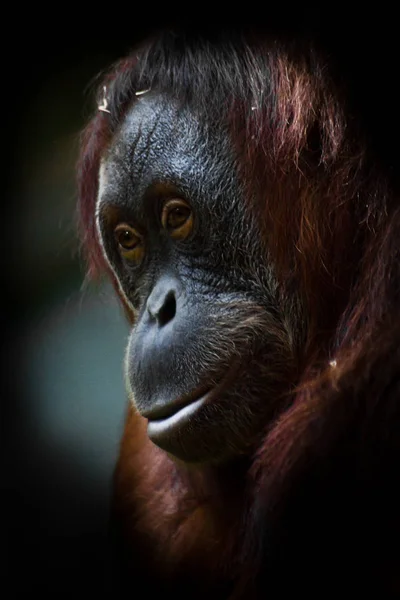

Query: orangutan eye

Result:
[114,223,144,262]
[161,199,193,240]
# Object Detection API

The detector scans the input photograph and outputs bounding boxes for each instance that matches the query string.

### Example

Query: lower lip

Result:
[147,395,207,443]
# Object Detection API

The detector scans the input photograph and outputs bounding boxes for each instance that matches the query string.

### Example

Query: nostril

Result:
[157,291,176,326]
[146,280,181,326]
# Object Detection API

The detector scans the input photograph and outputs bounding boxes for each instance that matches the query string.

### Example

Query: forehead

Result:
[98,92,235,213]
[101,94,202,192]
[113,94,202,162]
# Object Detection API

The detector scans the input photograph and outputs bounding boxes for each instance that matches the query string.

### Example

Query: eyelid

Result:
[114,223,143,248]
[113,222,145,264]
[161,198,193,240]
[161,198,189,223]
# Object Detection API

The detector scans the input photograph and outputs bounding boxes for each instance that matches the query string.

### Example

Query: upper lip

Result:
[141,384,213,421]
[141,359,240,422]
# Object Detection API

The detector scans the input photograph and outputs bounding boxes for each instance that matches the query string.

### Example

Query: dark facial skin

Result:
[97,93,301,463]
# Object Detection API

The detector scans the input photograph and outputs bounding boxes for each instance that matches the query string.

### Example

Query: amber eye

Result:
[114,223,144,262]
[161,199,193,240]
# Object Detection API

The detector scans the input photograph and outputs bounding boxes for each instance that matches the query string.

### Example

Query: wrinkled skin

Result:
[96,93,303,463]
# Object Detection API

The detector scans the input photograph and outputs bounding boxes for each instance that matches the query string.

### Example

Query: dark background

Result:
[4,15,400,594]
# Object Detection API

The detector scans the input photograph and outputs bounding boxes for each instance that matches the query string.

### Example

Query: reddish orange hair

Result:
[77,30,400,597]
